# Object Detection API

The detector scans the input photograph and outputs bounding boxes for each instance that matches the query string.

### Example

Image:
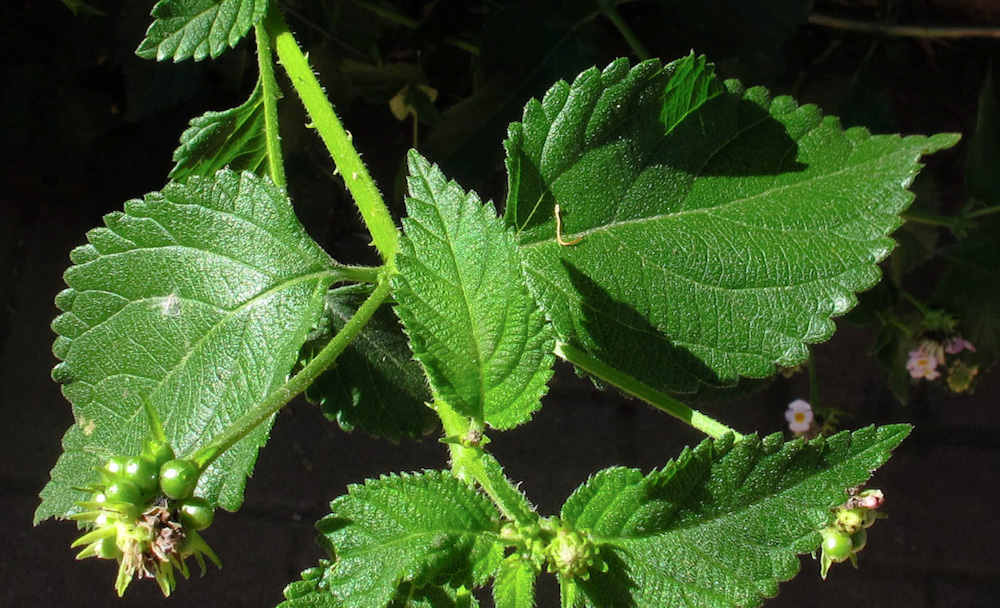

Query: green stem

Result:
[255,21,286,189]
[807,349,821,410]
[900,290,931,316]
[436,401,537,525]
[601,3,650,60]
[968,204,1000,219]
[268,10,400,266]
[191,277,393,469]
[554,341,742,440]
[900,209,955,228]
[335,264,382,284]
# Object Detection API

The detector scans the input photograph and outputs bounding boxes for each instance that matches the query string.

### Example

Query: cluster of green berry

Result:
[818,488,885,578]
[70,436,219,596]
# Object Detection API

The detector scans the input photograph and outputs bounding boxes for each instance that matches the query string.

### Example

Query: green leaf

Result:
[966,70,1000,205]
[562,425,911,608]
[170,80,269,181]
[505,55,958,394]
[300,284,437,442]
[284,470,503,608]
[393,151,555,429]
[136,0,270,62]
[493,555,537,608]
[282,574,479,608]
[38,170,336,522]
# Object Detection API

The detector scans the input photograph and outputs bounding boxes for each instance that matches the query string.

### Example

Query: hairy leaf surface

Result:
[493,555,537,608]
[562,425,911,607]
[283,471,502,608]
[393,151,555,429]
[505,55,958,394]
[300,284,436,442]
[39,170,336,522]
[136,0,269,62]
[170,80,268,181]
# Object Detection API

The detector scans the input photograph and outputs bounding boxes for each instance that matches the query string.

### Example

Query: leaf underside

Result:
[170,78,269,181]
[38,170,336,522]
[136,0,270,62]
[393,151,555,429]
[280,470,502,608]
[504,55,958,394]
[301,284,437,442]
[561,425,911,608]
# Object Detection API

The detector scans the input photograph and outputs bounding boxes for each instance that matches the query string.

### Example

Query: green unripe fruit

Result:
[850,528,867,553]
[104,479,143,506]
[159,459,199,500]
[179,497,215,531]
[835,508,865,534]
[862,509,878,529]
[102,456,127,482]
[123,456,159,497]
[821,527,853,563]
[143,438,176,468]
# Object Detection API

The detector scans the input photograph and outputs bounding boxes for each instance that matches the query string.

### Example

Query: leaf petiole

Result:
[554,341,742,440]
[191,277,393,470]
[254,20,286,189]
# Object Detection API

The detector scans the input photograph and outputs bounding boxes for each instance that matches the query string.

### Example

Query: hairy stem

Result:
[191,277,393,469]
[554,341,742,441]
[436,401,537,525]
[267,10,400,266]
[601,3,650,60]
[254,21,286,189]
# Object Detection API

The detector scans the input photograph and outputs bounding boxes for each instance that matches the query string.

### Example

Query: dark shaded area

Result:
[3,1,1000,607]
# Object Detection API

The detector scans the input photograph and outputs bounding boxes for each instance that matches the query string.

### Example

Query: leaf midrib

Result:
[519,150,899,250]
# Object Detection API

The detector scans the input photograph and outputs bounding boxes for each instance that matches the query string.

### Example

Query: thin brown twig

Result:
[809,13,1000,39]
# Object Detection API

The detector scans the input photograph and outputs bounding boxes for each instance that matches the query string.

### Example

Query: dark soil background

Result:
[2,1,999,607]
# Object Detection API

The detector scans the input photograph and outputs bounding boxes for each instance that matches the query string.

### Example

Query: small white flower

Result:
[785,399,813,434]
[906,348,940,380]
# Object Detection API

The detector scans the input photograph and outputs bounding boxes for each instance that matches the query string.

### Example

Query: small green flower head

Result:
[545,528,602,580]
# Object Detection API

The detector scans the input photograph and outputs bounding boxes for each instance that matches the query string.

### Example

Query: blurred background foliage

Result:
[3,0,1000,403]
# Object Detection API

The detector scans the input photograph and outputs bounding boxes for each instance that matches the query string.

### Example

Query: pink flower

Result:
[785,399,813,433]
[944,336,976,355]
[906,349,940,380]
